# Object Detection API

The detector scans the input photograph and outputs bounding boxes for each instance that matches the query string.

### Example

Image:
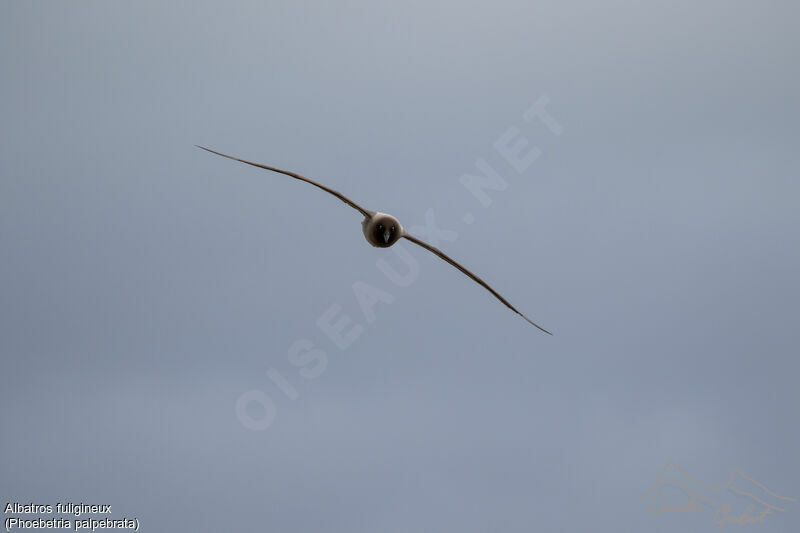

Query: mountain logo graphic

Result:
[640,462,796,530]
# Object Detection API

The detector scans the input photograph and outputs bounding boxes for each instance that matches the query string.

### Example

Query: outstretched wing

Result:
[196,146,372,217]
[402,233,552,335]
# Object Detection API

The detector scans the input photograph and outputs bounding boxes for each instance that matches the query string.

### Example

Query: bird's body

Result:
[197,145,552,335]
[362,212,403,248]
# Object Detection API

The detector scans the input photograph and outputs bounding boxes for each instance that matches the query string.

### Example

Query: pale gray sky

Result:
[1,1,798,532]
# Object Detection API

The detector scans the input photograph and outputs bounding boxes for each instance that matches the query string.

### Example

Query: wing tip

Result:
[195,145,236,161]
[523,315,553,335]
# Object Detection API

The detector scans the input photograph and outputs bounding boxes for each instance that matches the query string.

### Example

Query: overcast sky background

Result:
[1,1,798,532]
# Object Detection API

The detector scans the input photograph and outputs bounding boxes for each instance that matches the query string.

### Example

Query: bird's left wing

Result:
[196,146,372,217]
[402,233,552,335]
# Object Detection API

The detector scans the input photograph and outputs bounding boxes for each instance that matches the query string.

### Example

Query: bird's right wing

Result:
[196,146,372,217]
[402,233,552,335]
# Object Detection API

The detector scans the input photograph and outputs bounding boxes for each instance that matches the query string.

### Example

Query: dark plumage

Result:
[363,213,402,248]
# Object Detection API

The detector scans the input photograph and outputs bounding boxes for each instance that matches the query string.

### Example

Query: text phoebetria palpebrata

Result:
[197,146,552,335]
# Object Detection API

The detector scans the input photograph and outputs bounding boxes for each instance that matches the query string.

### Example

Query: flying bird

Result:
[196,146,552,335]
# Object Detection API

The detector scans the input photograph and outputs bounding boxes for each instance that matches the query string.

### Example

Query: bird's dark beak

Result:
[383,230,391,243]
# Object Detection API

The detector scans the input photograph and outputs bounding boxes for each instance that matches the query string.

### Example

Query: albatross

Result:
[196,146,552,335]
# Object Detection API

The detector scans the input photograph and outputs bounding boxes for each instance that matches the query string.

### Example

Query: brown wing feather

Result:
[402,233,552,335]
[196,146,371,217]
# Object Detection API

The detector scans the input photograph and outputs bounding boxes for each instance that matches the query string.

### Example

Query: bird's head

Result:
[363,213,402,248]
